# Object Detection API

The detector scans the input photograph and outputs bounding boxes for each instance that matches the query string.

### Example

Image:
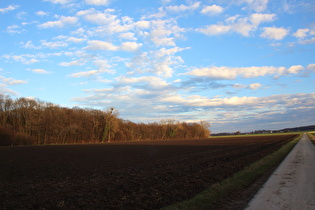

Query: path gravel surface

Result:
[245,133,315,210]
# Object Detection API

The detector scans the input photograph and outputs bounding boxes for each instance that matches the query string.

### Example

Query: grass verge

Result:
[307,132,315,146]
[162,134,302,210]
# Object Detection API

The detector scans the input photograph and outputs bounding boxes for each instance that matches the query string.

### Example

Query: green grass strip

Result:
[162,134,302,210]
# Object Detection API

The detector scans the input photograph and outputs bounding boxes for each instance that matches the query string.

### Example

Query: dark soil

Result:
[0,135,297,209]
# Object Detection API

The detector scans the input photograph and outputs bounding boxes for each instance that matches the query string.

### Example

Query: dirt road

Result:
[245,133,315,210]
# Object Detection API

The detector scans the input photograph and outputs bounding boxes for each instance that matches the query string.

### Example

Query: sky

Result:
[0,0,315,133]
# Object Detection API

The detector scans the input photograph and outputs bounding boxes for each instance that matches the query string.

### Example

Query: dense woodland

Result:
[0,94,211,146]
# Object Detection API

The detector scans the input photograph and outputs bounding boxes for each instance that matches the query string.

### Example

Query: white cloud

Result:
[293,28,310,38]
[77,8,117,25]
[85,0,111,6]
[240,0,269,12]
[3,54,40,65]
[21,41,40,49]
[24,59,39,65]
[66,37,85,43]
[69,70,99,78]
[293,28,315,45]
[44,0,73,4]
[0,84,18,96]
[85,40,118,51]
[116,76,170,90]
[250,13,276,26]
[200,5,224,16]
[0,5,19,13]
[126,47,187,78]
[196,24,231,36]
[166,2,200,13]
[135,20,150,29]
[0,76,27,85]
[197,13,276,37]
[17,11,27,20]
[120,42,142,52]
[307,64,315,72]
[41,40,68,49]
[299,37,315,45]
[184,65,306,80]
[249,83,262,90]
[148,19,185,46]
[84,40,142,52]
[231,19,256,36]
[38,16,78,28]
[71,28,86,36]
[36,11,48,16]
[119,32,137,40]
[287,65,303,74]
[6,25,26,34]
[59,59,85,66]
[32,69,51,74]
[93,60,112,71]
[260,27,289,40]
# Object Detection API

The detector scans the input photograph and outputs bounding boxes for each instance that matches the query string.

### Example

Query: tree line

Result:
[0,94,211,146]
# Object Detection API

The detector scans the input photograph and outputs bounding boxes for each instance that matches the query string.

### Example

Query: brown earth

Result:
[0,134,297,209]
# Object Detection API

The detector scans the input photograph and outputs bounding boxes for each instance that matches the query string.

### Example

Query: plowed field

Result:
[0,134,298,209]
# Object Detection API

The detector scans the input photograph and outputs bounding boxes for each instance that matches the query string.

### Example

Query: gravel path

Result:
[245,133,315,210]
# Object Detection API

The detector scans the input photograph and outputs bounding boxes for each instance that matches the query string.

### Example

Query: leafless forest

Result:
[0,94,210,146]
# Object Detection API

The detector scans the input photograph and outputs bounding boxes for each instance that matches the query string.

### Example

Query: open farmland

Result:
[1,134,298,209]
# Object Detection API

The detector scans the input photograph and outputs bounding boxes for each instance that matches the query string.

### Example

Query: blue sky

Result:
[1,0,314,133]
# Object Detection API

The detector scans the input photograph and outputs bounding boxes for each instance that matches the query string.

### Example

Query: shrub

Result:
[0,127,14,146]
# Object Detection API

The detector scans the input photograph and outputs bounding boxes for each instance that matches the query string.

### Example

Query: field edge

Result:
[162,134,302,210]
[307,132,315,146]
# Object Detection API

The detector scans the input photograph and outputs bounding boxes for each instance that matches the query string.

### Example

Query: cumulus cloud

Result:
[85,0,111,6]
[239,0,269,12]
[293,28,310,38]
[0,5,19,13]
[148,19,185,46]
[92,60,114,73]
[69,70,99,78]
[307,64,315,72]
[260,27,289,40]
[32,69,51,74]
[250,13,276,25]
[248,83,262,90]
[135,20,150,29]
[36,10,48,16]
[126,47,188,77]
[120,42,142,52]
[116,76,171,90]
[38,16,78,28]
[200,5,224,16]
[287,65,303,74]
[165,2,200,13]
[59,59,85,66]
[299,37,315,45]
[66,37,85,43]
[40,40,68,49]
[184,65,307,80]
[196,24,231,36]
[197,13,276,37]
[44,0,73,4]
[293,28,315,45]
[84,40,142,52]
[77,8,117,25]
[119,32,137,40]
[2,54,40,65]
[0,76,27,85]
[85,40,118,51]
[6,25,26,34]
